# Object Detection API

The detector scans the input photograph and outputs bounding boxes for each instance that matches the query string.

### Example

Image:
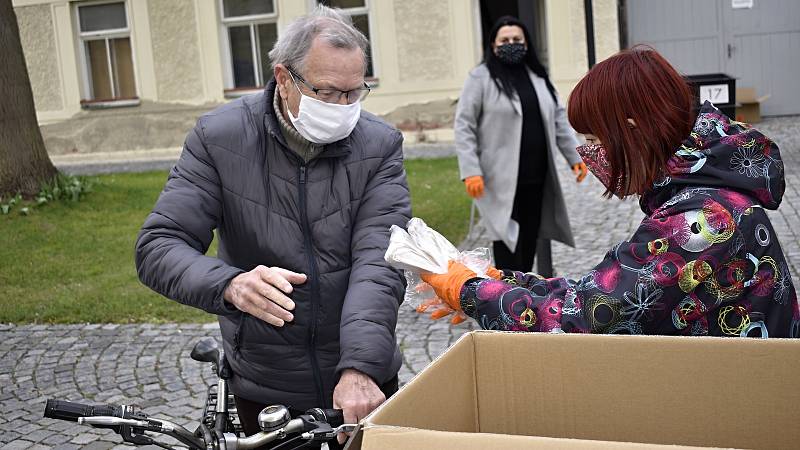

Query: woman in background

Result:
[425,47,798,338]
[454,16,587,273]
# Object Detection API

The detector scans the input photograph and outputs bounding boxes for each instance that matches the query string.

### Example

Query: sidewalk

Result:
[51,141,457,176]
[2,115,798,449]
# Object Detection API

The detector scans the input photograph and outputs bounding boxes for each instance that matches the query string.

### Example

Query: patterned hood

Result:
[640,101,786,215]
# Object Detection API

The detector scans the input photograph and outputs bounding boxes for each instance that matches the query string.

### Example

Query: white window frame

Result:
[313,0,378,80]
[219,0,280,92]
[74,0,140,105]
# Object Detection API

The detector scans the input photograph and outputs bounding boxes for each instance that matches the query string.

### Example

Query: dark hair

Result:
[568,46,695,198]
[484,16,557,103]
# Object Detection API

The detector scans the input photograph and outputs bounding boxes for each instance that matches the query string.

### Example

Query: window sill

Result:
[224,87,264,99]
[223,78,380,99]
[80,97,141,110]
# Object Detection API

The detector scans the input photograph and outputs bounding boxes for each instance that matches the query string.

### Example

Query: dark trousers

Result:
[234,375,399,449]
[493,183,544,273]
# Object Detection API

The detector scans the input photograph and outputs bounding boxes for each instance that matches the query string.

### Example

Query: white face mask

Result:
[286,89,361,145]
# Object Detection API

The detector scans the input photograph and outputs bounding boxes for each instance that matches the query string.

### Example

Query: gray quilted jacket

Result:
[135,80,411,410]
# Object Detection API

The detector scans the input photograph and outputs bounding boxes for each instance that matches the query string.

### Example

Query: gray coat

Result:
[135,80,411,410]
[454,64,582,250]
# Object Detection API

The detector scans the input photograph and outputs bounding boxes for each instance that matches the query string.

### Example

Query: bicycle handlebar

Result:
[307,408,344,428]
[45,398,351,449]
[44,400,121,424]
[328,409,344,428]
[45,398,204,448]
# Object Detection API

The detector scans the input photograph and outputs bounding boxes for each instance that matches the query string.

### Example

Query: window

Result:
[318,0,375,78]
[76,1,137,103]
[220,0,279,90]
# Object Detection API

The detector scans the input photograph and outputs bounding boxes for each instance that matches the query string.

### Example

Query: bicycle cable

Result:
[268,434,307,450]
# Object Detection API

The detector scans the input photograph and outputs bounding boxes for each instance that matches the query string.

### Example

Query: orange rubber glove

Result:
[464,176,485,199]
[572,162,588,183]
[450,311,468,324]
[420,261,477,310]
[416,297,469,324]
[416,296,444,314]
[486,266,503,280]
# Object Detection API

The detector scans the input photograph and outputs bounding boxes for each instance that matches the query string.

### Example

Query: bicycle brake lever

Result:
[334,424,357,435]
[78,416,149,427]
[300,424,358,441]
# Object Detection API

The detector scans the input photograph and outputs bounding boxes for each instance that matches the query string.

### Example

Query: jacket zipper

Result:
[233,314,248,355]
[299,164,327,408]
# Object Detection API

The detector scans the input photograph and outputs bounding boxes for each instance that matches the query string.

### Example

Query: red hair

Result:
[568,46,694,197]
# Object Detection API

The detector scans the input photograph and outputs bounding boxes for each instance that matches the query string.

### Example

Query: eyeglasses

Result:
[286,67,370,104]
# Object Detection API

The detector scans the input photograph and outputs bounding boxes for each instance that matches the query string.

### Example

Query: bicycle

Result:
[43,337,355,449]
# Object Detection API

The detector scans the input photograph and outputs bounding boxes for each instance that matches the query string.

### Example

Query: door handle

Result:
[727,43,734,58]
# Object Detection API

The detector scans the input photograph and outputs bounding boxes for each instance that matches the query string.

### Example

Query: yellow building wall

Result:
[359,0,480,115]
[546,0,620,101]
[147,0,205,103]
[14,3,63,113]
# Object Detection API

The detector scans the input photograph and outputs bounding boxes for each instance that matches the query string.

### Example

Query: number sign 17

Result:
[699,84,730,105]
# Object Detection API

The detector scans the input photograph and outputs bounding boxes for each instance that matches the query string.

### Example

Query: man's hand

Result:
[333,369,386,444]
[223,265,306,326]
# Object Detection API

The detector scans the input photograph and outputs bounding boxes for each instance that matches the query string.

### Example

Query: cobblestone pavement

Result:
[2,116,798,449]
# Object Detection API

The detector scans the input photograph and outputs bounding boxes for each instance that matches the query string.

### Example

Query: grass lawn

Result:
[0,157,470,323]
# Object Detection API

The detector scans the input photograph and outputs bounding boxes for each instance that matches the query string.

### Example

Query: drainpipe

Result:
[584,0,596,68]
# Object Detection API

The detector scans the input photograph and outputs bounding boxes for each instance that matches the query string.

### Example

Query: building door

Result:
[627,0,800,116]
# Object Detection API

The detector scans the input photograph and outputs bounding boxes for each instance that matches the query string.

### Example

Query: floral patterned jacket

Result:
[461,102,798,338]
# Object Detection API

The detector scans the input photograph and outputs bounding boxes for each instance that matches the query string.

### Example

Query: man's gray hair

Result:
[269,5,369,74]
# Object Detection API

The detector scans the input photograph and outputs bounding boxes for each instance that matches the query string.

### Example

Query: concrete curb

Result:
[52,143,458,175]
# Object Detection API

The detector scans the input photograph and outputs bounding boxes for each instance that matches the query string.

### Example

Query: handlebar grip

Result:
[44,399,119,422]
[324,409,344,428]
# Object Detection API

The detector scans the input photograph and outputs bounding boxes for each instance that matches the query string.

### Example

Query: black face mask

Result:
[496,43,527,65]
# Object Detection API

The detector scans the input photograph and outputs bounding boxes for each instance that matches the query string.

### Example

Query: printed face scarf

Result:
[577,143,625,197]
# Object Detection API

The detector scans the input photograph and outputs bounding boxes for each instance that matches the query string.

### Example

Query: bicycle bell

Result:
[258,405,291,432]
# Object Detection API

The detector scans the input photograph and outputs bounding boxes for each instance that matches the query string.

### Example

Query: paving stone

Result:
[68,433,99,445]
[20,431,53,444]
[0,433,21,446]
[2,441,34,450]
[14,424,42,436]
[39,435,69,446]
[79,441,114,450]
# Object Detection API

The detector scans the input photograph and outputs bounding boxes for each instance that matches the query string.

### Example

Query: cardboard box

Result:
[348,331,800,449]
[735,87,770,123]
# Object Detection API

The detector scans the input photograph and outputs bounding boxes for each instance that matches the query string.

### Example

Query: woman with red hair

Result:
[422,46,798,338]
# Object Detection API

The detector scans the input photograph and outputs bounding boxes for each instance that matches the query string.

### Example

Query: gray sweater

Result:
[273,87,322,163]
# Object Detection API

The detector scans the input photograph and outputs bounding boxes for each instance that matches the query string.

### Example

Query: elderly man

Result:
[135,5,410,442]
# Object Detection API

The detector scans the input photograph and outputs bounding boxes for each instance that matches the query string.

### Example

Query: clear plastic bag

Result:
[385,218,492,324]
